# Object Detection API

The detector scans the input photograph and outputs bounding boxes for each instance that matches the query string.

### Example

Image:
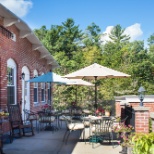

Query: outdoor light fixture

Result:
[21,72,25,80]
[138,86,146,106]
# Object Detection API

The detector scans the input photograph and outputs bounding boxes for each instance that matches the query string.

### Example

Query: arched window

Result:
[33,70,38,104]
[41,73,45,103]
[47,83,51,104]
[7,58,17,104]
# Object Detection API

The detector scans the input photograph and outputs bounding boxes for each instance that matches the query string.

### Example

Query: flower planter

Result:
[105,111,110,116]
[119,146,127,154]
[119,146,133,154]
[127,147,133,154]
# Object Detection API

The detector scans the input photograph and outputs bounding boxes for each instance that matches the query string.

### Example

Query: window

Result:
[34,82,38,103]
[41,83,45,102]
[47,83,51,103]
[7,59,16,104]
[33,70,38,104]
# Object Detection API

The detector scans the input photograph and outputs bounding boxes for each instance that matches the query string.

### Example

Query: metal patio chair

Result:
[23,109,38,132]
[90,117,113,148]
[63,114,85,144]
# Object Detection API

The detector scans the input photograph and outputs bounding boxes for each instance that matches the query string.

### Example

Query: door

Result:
[22,66,30,121]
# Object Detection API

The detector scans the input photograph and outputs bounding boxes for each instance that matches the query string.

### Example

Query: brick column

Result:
[150,112,154,132]
[134,107,150,133]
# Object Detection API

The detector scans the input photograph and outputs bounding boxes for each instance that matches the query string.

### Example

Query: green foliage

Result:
[83,22,101,46]
[60,18,83,59]
[34,19,154,106]
[103,105,112,111]
[109,24,130,44]
[131,133,154,154]
[148,33,154,45]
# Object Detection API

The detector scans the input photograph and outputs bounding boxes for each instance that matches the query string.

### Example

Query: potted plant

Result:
[95,107,104,116]
[113,123,134,154]
[104,105,112,116]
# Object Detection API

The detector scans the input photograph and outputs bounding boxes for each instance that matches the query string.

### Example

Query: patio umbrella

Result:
[26,72,75,106]
[65,79,94,103]
[27,72,73,84]
[63,63,131,109]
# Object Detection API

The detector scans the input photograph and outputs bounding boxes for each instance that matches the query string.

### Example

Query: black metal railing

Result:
[0,25,13,39]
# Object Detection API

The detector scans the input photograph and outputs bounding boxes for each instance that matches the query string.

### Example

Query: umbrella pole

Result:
[94,76,97,110]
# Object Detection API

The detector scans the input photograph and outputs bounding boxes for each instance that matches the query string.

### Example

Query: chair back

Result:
[8,104,23,126]
[100,117,113,133]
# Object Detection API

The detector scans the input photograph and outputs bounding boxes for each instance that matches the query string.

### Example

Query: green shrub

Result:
[131,133,154,154]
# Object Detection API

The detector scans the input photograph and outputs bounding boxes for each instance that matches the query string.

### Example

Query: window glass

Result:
[41,83,45,102]
[7,58,16,105]
[33,70,38,104]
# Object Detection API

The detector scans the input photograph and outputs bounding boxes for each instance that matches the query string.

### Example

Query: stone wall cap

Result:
[115,95,154,103]
[134,107,150,111]
[119,100,129,106]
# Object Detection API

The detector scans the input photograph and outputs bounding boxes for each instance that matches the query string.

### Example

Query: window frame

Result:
[7,59,17,105]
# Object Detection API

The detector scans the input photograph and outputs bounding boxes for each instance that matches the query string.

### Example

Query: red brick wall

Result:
[115,100,152,133]
[0,18,52,112]
[135,108,149,133]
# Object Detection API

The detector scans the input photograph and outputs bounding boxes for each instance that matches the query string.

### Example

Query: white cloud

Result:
[100,26,113,43]
[100,23,143,43]
[124,23,143,41]
[0,0,33,17]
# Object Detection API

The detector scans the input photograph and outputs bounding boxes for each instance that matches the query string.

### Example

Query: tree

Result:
[34,26,48,45]
[44,25,63,55]
[34,19,154,103]
[109,24,130,44]
[147,33,154,46]
[83,22,101,46]
[147,34,154,68]
[60,18,83,59]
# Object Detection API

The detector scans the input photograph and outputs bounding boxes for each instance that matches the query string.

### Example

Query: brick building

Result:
[115,95,154,133]
[0,4,59,119]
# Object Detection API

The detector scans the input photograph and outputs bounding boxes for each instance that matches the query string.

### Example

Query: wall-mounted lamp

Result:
[138,86,146,106]
[21,72,25,80]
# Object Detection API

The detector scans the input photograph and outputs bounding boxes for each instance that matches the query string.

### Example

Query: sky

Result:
[0,0,154,46]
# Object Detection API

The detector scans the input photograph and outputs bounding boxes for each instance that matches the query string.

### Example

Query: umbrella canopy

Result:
[27,72,73,84]
[66,79,94,86]
[64,63,130,79]
[26,72,76,107]
[63,63,131,109]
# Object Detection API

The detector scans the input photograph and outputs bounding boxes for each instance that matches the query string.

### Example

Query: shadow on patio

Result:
[3,122,121,154]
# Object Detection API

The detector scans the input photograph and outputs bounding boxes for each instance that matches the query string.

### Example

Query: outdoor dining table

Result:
[37,110,59,131]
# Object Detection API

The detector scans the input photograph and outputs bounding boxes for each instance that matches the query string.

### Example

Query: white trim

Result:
[115,95,154,103]
[22,66,30,121]
[7,58,17,104]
